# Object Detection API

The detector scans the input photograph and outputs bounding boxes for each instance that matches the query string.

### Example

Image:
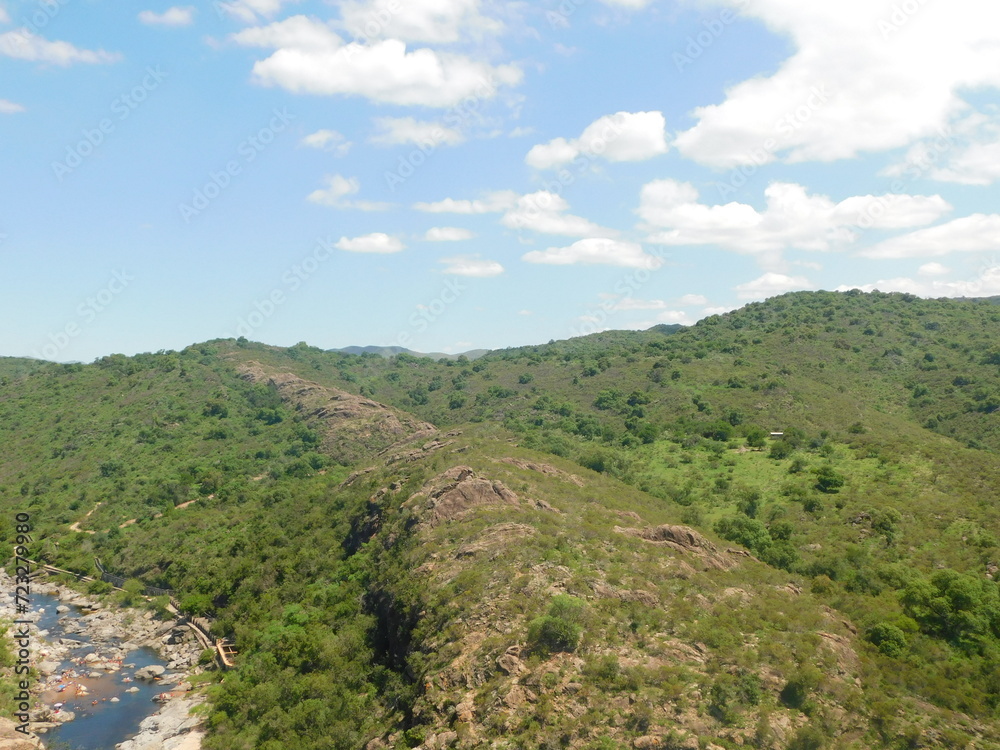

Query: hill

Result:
[3,291,1000,749]
[331,346,490,361]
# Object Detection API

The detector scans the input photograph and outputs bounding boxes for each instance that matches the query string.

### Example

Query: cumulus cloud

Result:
[414,190,518,214]
[231,15,341,50]
[735,272,813,300]
[138,7,195,26]
[0,30,121,65]
[598,0,654,7]
[502,192,616,237]
[438,255,504,277]
[654,310,695,325]
[0,98,24,113]
[835,266,1000,298]
[306,174,389,210]
[639,179,952,268]
[231,16,521,107]
[522,238,664,269]
[370,116,463,147]
[611,298,669,311]
[424,227,475,241]
[673,0,1000,168]
[678,293,708,306]
[300,129,352,155]
[335,233,405,253]
[338,0,503,44]
[918,262,950,277]
[859,214,1000,259]
[526,111,668,169]
[219,0,298,23]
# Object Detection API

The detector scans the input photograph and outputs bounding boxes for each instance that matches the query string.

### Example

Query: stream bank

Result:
[1,570,209,749]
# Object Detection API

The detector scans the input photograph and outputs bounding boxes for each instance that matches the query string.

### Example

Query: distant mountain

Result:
[330,345,489,360]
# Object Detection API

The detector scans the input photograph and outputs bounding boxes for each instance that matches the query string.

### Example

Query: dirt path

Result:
[71,496,204,534]
[69,502,102,534]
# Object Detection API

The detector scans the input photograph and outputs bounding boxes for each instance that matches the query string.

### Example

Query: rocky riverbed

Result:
[0,570,208,749]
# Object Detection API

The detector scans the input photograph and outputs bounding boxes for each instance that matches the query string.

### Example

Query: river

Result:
[32,593,171,750]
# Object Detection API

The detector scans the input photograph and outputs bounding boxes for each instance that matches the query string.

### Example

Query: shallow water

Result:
[31,593,171,750]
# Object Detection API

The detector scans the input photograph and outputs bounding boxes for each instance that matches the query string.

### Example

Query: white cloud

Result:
[0,7,10,24]
[836,266,1000,298]
[0,98,24,113]
[438,255,504,277]
[335,233,404,253]
[523,238,664,269]
[673,0,1000,168]
[526,111,668,169]
[416,190,615,237]
[219,0,298,23]
[300,129,352,155]
[860,214,1000,259]
[918,262,950,277]
[599,0,653,7]
[655,310,694,325]
[231,15,341,50]
[0,30,121,65]
[890,119,1000,186]
[307,174,358,206]
[612,298,668,311]
[306,174,389,210]
[414,190,518,214]
[232,17,521,108]
[370,116,463,147]
[338,0,503,44]
[735,272,813,300]
[424,227,474,241]
[677,293,708,306]
[502,191,616,237]
[702,305,734,316]
[639,179,952,267]
[138,7,195,27]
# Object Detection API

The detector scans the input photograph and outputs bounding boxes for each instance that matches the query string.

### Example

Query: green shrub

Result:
[866,623,908,657]
[527,615,581,655]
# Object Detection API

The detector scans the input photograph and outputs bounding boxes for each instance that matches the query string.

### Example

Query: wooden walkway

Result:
[24,558,236,669]
[216,639,238,669]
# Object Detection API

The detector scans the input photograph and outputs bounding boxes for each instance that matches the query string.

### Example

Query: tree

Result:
[746,427,768,449]
[813,466,845,493]
[769,440,794,460]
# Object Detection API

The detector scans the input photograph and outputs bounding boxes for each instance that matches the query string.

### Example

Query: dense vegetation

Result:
[3,290,1000,748]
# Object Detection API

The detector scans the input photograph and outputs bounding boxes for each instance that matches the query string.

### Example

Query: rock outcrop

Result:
[0,718,43,749]
[115,696,205,750]
[495,458,585,486]
[405,467,520,525]
[239,363,437,462]
[614,524,741,570]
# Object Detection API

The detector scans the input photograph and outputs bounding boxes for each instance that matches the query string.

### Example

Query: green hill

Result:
[3,291,1000,749]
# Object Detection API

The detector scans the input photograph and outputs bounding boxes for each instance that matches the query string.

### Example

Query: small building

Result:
[769,431,784,438]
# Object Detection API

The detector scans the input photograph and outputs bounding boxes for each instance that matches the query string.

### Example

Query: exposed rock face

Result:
[455,523,536,559]
[239,363,437,462]
[115,696,205,750]
[614,524,740,570]
[406,467,520,525]
[0,718,43,749]
[495,458,584,486]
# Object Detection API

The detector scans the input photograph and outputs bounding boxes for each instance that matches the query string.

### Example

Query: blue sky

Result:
[2,0,999,361]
